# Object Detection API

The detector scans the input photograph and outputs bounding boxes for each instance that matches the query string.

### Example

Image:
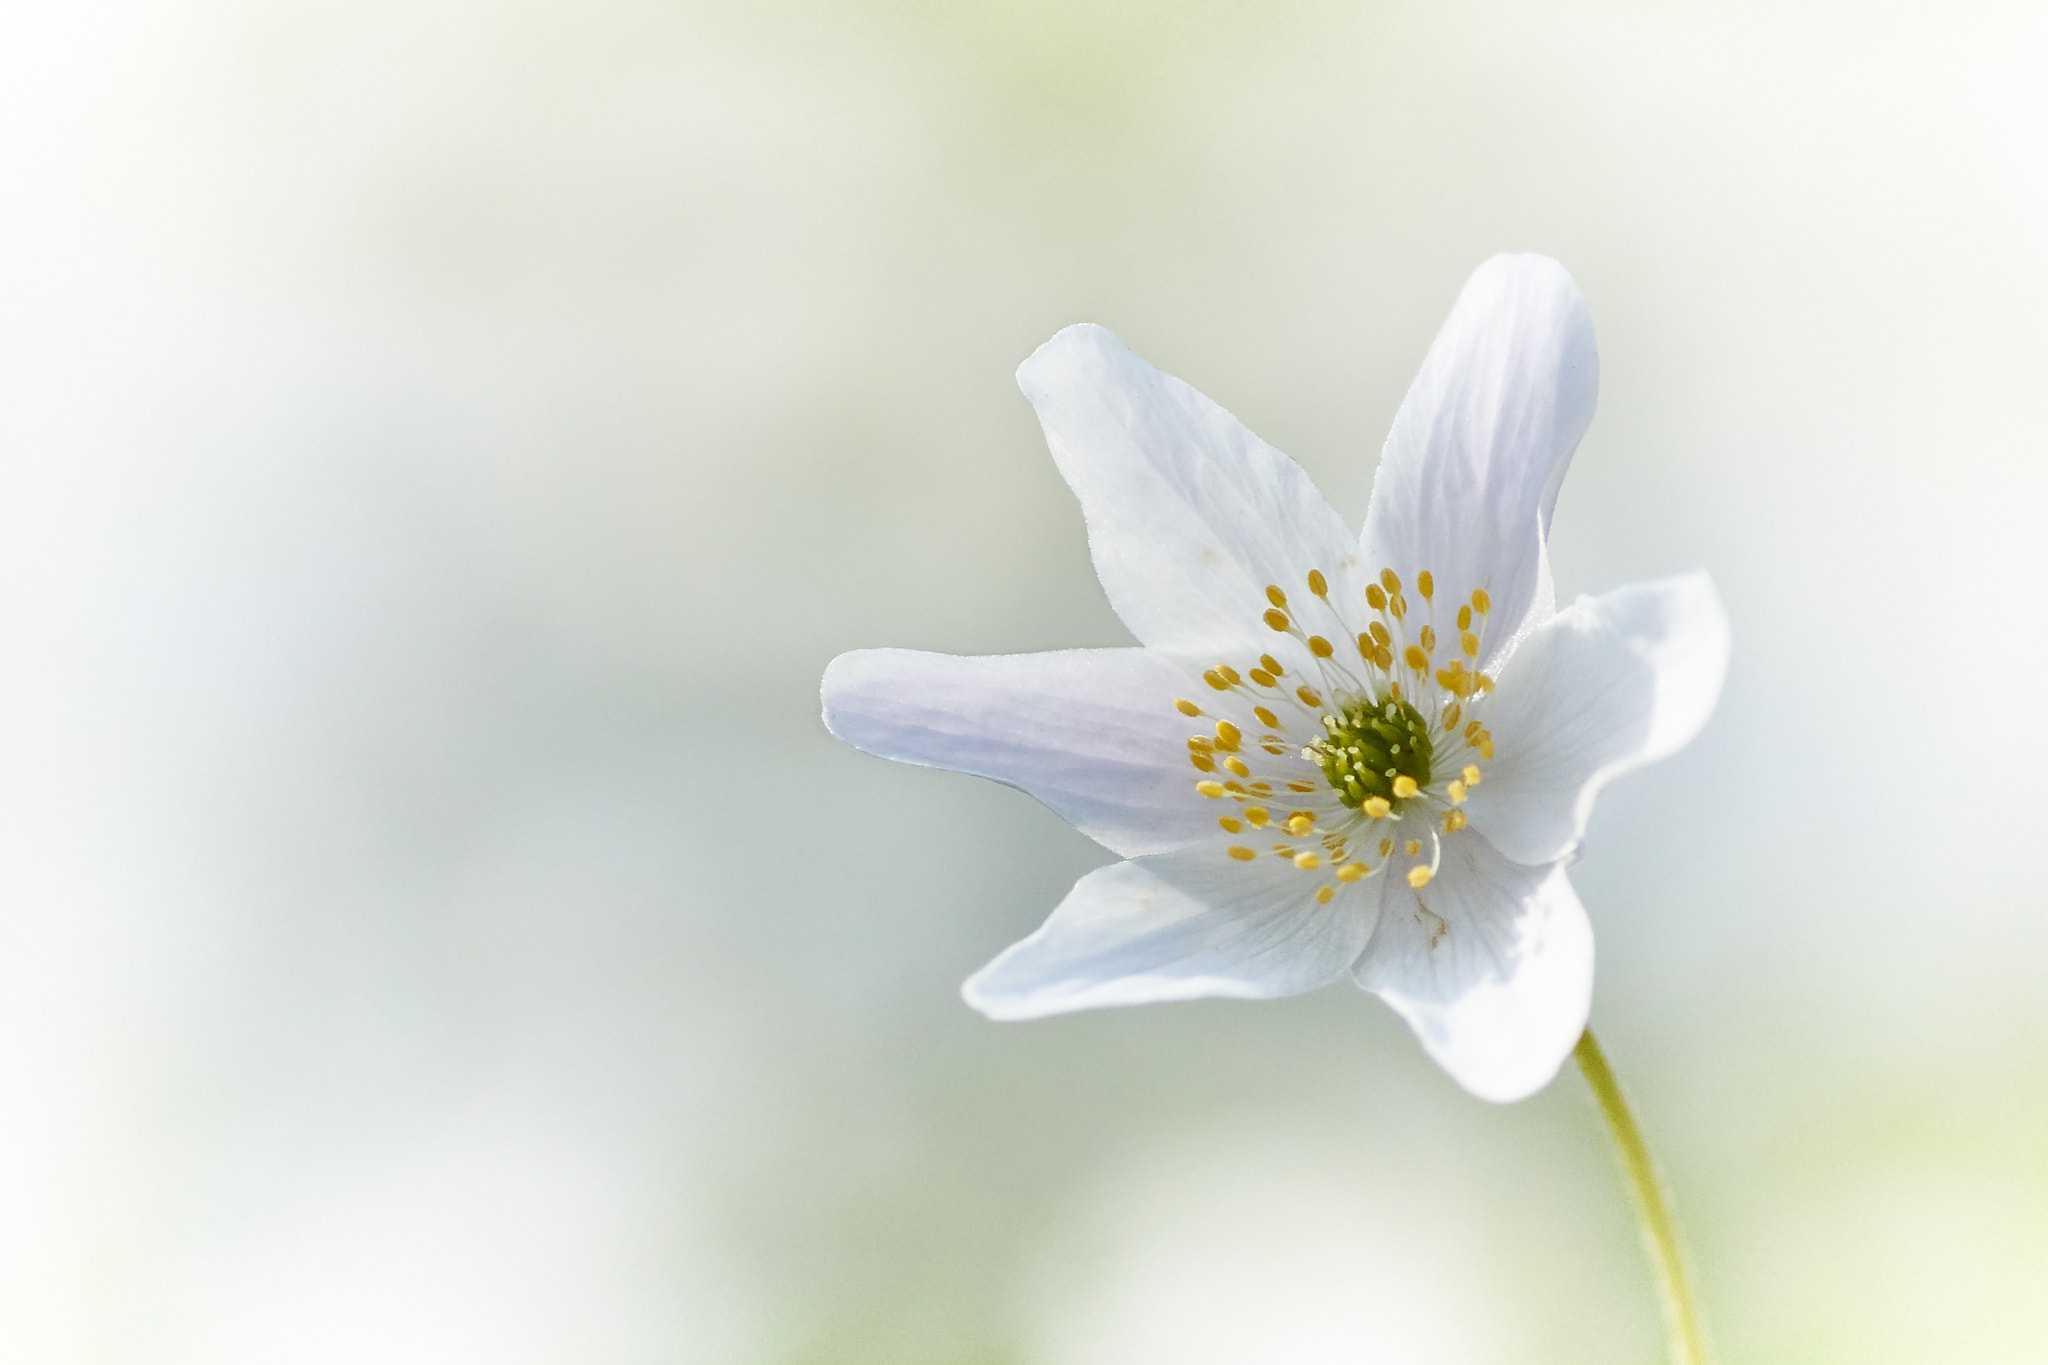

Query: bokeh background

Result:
[4,1,2048,1361]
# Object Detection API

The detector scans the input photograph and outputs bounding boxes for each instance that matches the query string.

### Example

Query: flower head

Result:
[821,255,1728,1102]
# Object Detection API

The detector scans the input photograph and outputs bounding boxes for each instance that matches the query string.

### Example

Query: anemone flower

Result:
[822,254,1727,1105]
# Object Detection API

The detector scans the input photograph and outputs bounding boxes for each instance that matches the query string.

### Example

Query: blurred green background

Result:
[3,0,2047,1361]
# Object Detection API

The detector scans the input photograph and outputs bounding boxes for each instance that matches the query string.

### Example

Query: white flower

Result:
[821,255,1729,1102]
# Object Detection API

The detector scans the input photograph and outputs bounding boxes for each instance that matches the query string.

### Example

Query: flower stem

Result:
[1573,1026,1708,1365]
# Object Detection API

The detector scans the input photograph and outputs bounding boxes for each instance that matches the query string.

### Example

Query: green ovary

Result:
[1309,695,1434,809]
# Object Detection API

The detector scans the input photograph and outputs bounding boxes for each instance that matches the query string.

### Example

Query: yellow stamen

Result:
[1218,817,1243,832]
[1463,765,1482,787]
[1196,781,1225,798]
[1245,807,1270,827]
[1296,686,1323,708]
[1255,656,1283,680]
[1175,698,1202,717]
[1443,809,1467,832]
[1479,739,1494,759]
[1263,609,1290,632]
[1214,720,1242,750]
[1366,583,1387,611]
[1293,852,1321,870]
[1266,585,1288,609]
[1253,706,1280,729]
[1223,756,1250,777]
[1461,630,1479,658]
[1456,604,1472,631]
[1442,703,1462,731]
[1337,862,1368,883]
[1403,839,1421,856]
[1369,622,1391,646]
[1407,865,1433,888]
[1403,645,1428,672]
[1416,570,1434,600]
[1419,625,1436,652]
[1189,754,1215,772]
[1380,568,1401,594]
[1389,593,1408,620]
[1379,838,1394,856]
[1248,668,1275,688]
[1287,813,1314,836]
[1203,669,1229,691]
[1445,779,1467,804]
[1362,796,1392,819]
[1307,569,1328,597]
[1392,775,1419,799]
[1227,846,1256,861]
[1315,885,1335,904]
[1476,673,1494,693]
[1218,664,1242,685]
[1187,736,1213,752]
[1287,781,1317,793]
[1308,635,1334,658]
[1471,588,1491,614]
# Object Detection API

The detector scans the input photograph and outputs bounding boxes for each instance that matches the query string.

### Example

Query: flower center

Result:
[1304,694,1433,811]
[1170,565,1500,896]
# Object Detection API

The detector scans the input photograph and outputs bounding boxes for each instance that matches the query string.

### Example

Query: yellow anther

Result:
[1456,604,1472,631]
[1247,668,1274,688]
[1296,686,1323,708]
[1315,885,1335,904]
[1443,809,1467,832]
[1259,654,1285,677]
[1366,583,1387,611]
[1477,673,1494,693]
[1222,756,1249,777]
[1445,779,1467,804]
[1337,862,1368,883]
[1379,838,1395,856]
[1189,754,1215,772]
[1266,585,1288,609]
[1294,851,1322,870]
[1248,781,1273,793]
[1362,796,1392,819]
[1403,644,1428,672]
[1227,846,1257,861]
[1419,625,1436,652]
[1471,588,1491,614]
[1369,622,1391,646]
[1214,720,1241,749]
[1392,775,1419,799]
[1389,593,1408,620]
[1253,706,1280,729]
[1308,635,1334,658]
[1435,668,1459,692]
[1196,780,1225,798]
[1403,839,1421,857]
[1286,781,1316,793]
[1218,665,1242,685]
[1387,681,1403,701]
[1463,765,1482,787]
[1287,813,1314,836]
[1223,780,1247,793]
[1374,646,1395,671]
[1218,816,1244,832]
[1442,703,1462,731]
[1407,865,1434,889]
[1464,720,1483,740]
[1187,736,1214,752]
[1461,630,1479,658]
[1245,807,1270,827]
[1175,697,1202,717]
[1479,739,1494,759]
[1380,568,1401,594]
[1416,570,1434,600]
[1203,669,1229,691]
[1307,569,1328,597]
[1263,608,1291,632]
[1356,633,1375,661]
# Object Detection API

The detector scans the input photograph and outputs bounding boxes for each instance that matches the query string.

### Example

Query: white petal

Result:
[1354,833,1592,1103]
[964,848,1378,1021]
[1018,324,1363,656]
[1359,255,1598,664]
[822,647,1223,858]
[1463,572,1730,867]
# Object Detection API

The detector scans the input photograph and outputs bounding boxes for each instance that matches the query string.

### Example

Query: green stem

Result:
[1573,1027,1709,1365]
